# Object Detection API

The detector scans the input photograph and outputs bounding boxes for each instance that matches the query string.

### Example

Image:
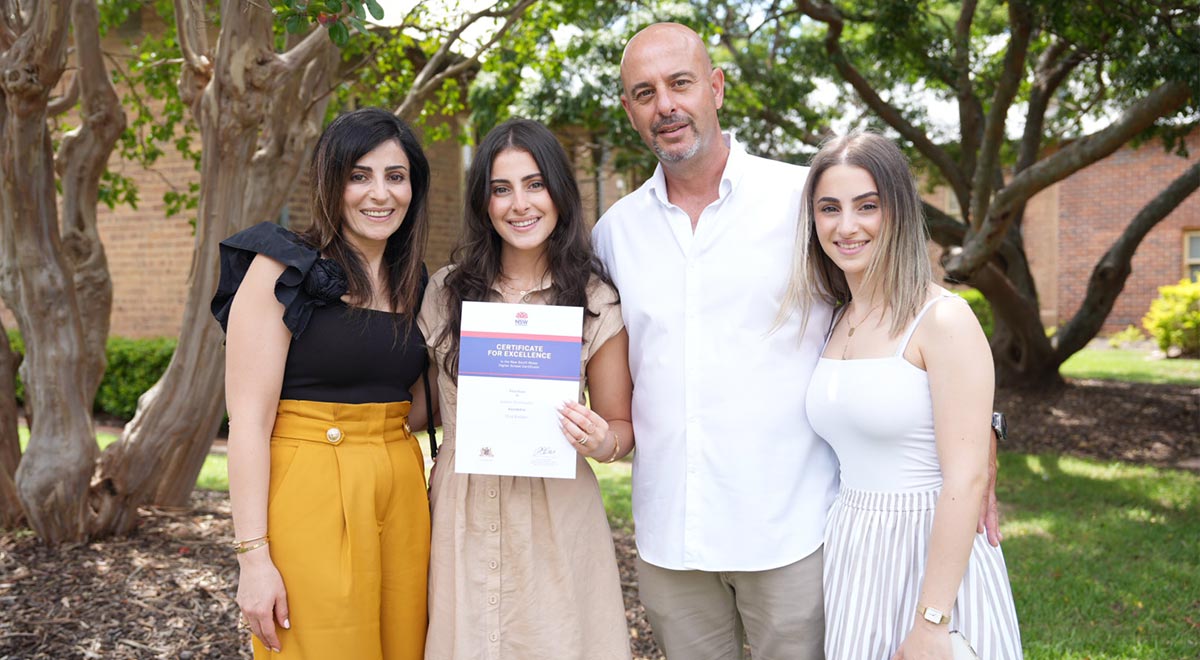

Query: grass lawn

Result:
[998,452,1199,659]
[1060,348,1200,386]
[18,427,229,492]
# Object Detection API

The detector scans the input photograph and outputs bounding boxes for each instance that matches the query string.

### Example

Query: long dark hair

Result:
[438,118,613,377]
[302,107,430,321]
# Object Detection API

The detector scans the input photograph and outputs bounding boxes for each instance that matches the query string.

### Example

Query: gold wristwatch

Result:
[918,605,951,625]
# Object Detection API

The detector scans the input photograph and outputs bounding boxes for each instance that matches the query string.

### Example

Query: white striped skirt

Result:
[823,486,1023,660]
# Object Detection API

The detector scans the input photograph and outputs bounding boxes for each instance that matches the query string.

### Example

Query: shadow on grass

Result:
[998,452,1199,659]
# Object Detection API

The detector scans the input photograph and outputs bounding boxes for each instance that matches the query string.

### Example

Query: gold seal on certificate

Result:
[454,301,584,479]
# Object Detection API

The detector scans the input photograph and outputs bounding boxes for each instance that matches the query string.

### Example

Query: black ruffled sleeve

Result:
[210,222,348,339]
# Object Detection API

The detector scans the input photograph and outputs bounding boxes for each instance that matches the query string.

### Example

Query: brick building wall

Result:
[1054,131,1199,333]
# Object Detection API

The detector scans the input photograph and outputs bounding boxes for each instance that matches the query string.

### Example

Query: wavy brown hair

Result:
[437,118,614,378]
[301,107,430,324]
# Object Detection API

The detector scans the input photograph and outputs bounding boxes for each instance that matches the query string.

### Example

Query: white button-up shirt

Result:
[593,135,839,571]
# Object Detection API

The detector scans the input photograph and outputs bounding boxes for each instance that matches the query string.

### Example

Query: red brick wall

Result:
[1055,131,1200,333]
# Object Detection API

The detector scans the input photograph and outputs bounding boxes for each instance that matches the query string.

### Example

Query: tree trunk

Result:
[89,3,338,532]
[57,0,125,395]
[0,318,23,529]
[0,0,99,544]
[966,255,1063,390]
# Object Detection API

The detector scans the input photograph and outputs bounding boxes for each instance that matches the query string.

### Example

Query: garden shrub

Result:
[1142,279,1200,358]
[4,332,176,420]
[955,288,994,338]
[96,337,177,419]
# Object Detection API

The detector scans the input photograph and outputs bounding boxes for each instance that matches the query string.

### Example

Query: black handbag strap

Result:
[423,364,438,459]
[417,263,438,459]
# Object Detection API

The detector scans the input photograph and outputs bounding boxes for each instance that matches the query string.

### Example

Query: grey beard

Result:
[653,134,702,163]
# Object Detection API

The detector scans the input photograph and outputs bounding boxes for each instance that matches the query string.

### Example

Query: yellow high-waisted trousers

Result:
[252,399,430,659]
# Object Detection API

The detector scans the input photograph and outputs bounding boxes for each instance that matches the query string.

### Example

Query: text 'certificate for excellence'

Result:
[455,301,583,479]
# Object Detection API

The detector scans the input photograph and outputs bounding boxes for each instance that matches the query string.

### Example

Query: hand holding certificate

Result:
[455,301,583,478]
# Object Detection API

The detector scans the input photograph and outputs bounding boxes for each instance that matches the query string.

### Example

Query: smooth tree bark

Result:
[796,0,1197,388]
[0,0,100,543]
[56,0,125,396]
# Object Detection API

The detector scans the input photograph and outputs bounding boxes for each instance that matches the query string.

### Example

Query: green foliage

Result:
[272,0,384,45]
[104,0,204,223]
[1106,325,1146,349]
[95,337,177,419]
[1142,279,1200,357]
[6,332,176,420]
[955,288,994,338]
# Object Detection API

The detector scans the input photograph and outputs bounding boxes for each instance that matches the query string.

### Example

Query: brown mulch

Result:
[2,379,1196,660]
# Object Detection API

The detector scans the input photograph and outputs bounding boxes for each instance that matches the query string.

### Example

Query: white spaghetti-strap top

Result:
[806,295,965,492]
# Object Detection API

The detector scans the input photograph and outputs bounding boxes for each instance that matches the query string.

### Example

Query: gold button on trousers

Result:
[253,399,430,659]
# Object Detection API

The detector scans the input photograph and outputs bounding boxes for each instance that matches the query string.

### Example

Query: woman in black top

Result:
[212,107,432,660]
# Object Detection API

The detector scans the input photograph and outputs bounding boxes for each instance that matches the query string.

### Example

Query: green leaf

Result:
[325,0,341,13]
[365,0,384,21]
[328,20,350,47]
[285,15,304,33]
[347,16,368,34]
[353,1,366,20]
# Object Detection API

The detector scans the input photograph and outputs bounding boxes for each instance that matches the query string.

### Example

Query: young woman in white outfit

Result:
[784,131,1022,660]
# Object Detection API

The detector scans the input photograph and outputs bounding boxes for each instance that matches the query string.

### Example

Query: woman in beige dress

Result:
[418,118,634,660]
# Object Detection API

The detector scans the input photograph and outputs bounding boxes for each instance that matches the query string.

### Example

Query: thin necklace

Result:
[498,273,543,300]
[841,300,882,359]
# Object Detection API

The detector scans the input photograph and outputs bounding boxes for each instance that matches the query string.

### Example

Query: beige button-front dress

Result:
[418,267,632,660]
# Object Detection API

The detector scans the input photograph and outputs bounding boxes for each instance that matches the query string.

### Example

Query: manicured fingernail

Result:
[283,618,290,629]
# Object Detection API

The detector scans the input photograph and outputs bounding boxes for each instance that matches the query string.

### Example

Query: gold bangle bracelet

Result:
[232,534,269,552]
[235,538,270,555]
[603,431,622,463]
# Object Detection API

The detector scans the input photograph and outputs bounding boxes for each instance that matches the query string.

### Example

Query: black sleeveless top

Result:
[211,222,427,404]
[280,301,426,403]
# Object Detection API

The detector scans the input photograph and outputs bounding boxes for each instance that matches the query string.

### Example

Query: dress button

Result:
[326,427,343,444]
[488,594,498,605]
[488,560,498,570]
[487,488,497,498]
[488,523,498,532]
[489,632,498,642]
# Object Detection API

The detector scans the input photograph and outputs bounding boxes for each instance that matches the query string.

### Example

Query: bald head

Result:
[620,23,713,93]
[618,22,727,168]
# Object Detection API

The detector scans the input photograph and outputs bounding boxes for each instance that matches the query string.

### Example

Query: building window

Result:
[1187,231,1200,282]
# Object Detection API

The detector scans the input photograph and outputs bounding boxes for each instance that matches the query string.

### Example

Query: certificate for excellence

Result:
[454,301,583,479]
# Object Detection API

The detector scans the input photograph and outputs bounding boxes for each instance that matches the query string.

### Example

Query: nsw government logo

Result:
[514,311,529,327]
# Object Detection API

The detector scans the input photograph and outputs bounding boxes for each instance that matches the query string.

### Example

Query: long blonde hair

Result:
[781,130,932,337]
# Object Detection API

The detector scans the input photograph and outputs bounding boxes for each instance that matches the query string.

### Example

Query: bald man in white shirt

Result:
[592,23,1001,660]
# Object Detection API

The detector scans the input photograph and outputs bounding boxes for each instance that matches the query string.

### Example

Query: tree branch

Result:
[953,0,982,193]
[796,0,969,203]
[172,0,209,70]
[173,0,212,119]
[1015,39,1083,174]
[47,70,79,115]
[393,0,537,120]
[279,22,333,74]
[967,0,1033,230]
[995,79,1192,216]
[1054,158,1200,359]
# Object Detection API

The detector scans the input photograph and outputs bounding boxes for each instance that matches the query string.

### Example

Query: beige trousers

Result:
[636,548,824,660]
